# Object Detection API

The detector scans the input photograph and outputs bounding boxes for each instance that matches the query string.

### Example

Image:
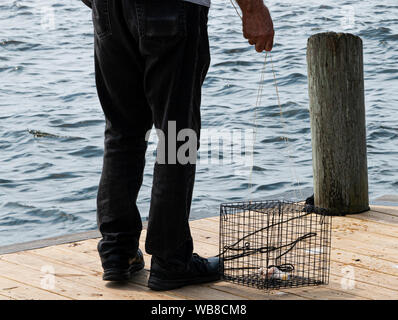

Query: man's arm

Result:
[236,0,274,52]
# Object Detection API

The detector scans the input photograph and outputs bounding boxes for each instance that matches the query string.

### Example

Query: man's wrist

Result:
[236,0,264,14]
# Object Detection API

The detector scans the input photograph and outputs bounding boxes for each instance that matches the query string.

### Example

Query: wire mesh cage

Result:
[219,200,332,290]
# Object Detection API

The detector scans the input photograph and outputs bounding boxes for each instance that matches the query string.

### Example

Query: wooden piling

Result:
[307,32,369,215]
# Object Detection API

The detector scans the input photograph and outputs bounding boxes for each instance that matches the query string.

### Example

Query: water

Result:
[0,0,397,246]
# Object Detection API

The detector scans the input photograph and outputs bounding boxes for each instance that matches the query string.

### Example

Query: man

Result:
[82,0,274,291]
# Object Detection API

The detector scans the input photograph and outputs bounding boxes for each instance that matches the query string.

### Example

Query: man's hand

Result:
[236,0,274,52]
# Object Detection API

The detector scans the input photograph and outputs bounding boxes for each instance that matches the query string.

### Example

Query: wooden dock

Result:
[0,205,397,300]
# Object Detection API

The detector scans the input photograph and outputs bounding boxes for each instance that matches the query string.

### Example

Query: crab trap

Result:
[219,200,332,290]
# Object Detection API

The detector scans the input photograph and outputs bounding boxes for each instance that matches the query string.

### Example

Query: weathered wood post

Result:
[307,32,369,215]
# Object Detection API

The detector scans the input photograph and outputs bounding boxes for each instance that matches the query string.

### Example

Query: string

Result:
[230,0,242,19]
[248,53,268,195]
[228,0,303,200]
[269,54,304,200]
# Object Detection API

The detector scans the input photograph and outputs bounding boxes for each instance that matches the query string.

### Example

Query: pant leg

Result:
[135,0,211,263]
[93,0,152,261]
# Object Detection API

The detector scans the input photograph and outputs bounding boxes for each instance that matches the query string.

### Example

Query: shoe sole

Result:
[103,261,145,281]
[148,273,221,291]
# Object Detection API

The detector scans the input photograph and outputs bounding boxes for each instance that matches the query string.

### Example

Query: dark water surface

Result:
[0,0,397,246]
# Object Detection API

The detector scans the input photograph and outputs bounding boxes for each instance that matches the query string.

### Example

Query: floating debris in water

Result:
[28,129,59,138]
[27,129,82,140]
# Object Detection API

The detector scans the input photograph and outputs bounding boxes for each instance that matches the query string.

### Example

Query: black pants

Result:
[93,0,210,265]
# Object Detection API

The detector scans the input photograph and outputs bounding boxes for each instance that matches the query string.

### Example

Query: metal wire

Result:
[219,200,332,290]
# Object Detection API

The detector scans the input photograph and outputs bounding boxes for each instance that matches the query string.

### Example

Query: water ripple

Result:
[0,0,397,246]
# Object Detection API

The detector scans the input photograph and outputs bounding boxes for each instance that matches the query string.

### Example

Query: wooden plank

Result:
[169,280,248,300]
[370,205,398,216]
[206,281,308,300]
[27,246,186,300]
[0,259,83,300]
[331,248,398,277]
[25,241,246,300]
[0,253,175,300]
[330,260,398,293]
[327,274,397,300]
[40,238,151,275]
[331,232,398,256]
[350,209,398,225]
[0,276,67,300]
[331,241,398,264]
[333,241,398,264]
[332,215,398,238]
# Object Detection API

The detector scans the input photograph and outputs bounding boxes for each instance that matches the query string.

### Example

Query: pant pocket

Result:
[92,0,112,39]
[136,0,186,38]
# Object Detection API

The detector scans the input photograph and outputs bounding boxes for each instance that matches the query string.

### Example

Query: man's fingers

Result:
[248,33,274,52]
[265,30,275,51]
[265,38,274,52]
[255,41,266,53]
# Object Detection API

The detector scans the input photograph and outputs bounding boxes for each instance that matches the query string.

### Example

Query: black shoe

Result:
[102,249,145,281]
[148,253,221,291]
